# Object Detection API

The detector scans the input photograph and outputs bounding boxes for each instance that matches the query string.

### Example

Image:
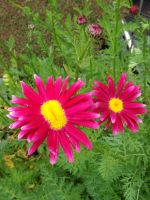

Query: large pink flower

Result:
[93,73,147,135]
[8,75,99,164]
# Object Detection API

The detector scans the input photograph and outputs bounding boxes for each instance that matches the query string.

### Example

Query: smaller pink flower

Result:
[93,73,147,135]
[77,16,87,25]
[88,23,102,37]
[130,5,139,15]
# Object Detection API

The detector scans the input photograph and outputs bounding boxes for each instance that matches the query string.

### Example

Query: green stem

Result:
[143,31,147,101]
[0,94,11,106]
[113,0,120,81]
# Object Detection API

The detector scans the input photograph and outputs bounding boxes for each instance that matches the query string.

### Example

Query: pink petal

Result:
[46,76,54,99]
[122,86,141,101]
[70,120,99,129]
[31,124,49,142]
[93,80,109,94]
[65,124,92,149]
[9,120,25,129]
[124,102,146,109]
[6,114,17,119]
[18,130,29,140]
[127,107,147,115]
[63,93,91,108]
[60,78,85,104]
[21,117,45,130]
[8,107,25,112]
[116,115,124,133]
[20,81,41,104]
[122,110,142,123]
[70,119,99,129]
[112,123,118,136]
[107,76,116,97]
[59,131,74,163]
[92,90,109,102]
[117,73,126,96]
[47,130,59,155]
[100,110,110,121]
[28,140,44,155]
[50,152,59,165]
[11,95,29,106]
[65,100,92,115]
[67,134,80,152]
[110,112,117,124]
[59,76,69,97]
[54,76,62,99]
[68,112,100,120]
[121,113,139,132]
[104,119,111,130]
[34,74,46,100]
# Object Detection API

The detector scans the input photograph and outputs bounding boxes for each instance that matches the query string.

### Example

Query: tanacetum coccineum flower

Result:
[93,73,147,135]
[7,75,99,164]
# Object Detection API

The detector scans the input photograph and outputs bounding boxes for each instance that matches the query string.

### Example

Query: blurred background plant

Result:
[0,0,150,200]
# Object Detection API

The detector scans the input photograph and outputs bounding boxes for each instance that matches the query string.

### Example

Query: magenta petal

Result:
[59,131,74,163]
[63,93,91,108]
[92,89,109,101]
[20,81,40,104]
[50,152,58,165]
[104,119,111,130]
[68,135,80,152]
[117,73,126,95]
[122,110,142,123]
[68,112,100,120]
[116,115,124,133]
[6,114,17,119]
[124,102,146,109]
[18,130,29,140]
[60,76,69,97]
[94,80,109,94]
[121,113,139,132]
[100,110,109,121]
[28,140,43,155]
[54,76,62,99]
[11,95,29,106]
[70,119,99,129]
[46,76,54,99]
[34,74,46,100]
[65,100,92,115]
[9,120,25,129]
[107,76,116,97]
[112,123,118,136]
[21,117,45,130]
[47,130,59,155]
[110,112,117,124]
[128,107,147,115]
[31,124,49,142]
[60,79,85,104]
[65,124,92,150]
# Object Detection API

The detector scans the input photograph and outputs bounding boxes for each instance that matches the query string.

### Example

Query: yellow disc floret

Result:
[109,98,123,113]
[41,100,67,130]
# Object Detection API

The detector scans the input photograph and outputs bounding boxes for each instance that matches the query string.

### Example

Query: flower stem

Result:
[113,0,120,81]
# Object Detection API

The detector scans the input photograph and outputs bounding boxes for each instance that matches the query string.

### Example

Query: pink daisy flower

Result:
[93,73,147,135]
[7,75,99,164]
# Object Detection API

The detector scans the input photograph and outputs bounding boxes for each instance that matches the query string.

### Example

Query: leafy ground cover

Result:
[0,0,150,200]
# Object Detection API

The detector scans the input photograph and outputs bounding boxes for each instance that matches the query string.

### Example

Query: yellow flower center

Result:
[41,100,67,130]
[109,98,123,113]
